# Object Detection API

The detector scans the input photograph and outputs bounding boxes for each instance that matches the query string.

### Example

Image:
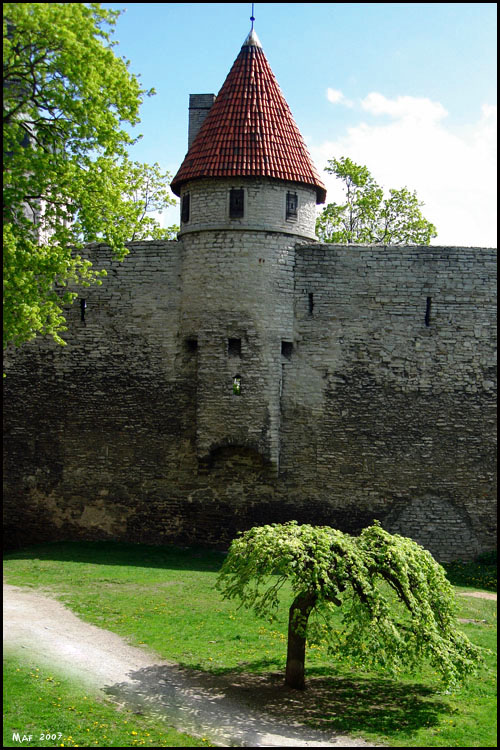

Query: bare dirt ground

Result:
[457,591,497,600]
[4,583,381,747]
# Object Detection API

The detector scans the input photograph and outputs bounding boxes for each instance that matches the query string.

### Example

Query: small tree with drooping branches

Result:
[216,521,482,690]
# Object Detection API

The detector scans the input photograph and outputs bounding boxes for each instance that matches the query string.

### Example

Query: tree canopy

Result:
[316,157,437,245]
[216,521,482,690]
[3,3,176,350]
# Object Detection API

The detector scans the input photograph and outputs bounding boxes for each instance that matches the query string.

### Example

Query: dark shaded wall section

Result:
[3,242,496,561]
[282,245,496,560]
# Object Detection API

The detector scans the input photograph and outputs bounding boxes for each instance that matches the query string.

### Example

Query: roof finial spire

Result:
[242,4,262,48]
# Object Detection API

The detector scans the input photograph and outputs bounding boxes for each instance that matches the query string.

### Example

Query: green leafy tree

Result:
[3,3,177,350]
[126,161,178,242]
[316,157,437,245]
[216,521,482,690]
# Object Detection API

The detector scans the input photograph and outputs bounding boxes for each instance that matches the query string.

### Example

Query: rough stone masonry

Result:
[3,236,496,561]
[3,28,497,561]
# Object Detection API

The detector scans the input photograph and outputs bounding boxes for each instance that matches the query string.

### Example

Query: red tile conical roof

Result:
[171,30,326,204]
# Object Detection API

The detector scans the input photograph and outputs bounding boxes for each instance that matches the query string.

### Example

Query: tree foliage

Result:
[126,161,178,242]
[216,521,482,690]
[3,3,176,349]
[316,157,437,245]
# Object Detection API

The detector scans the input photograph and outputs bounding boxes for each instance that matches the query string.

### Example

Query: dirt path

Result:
[3,584,380,747]
[457,591,497,600]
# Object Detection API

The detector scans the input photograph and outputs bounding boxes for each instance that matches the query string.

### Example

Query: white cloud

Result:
[310,94,497,247]
[361,92,448,123]
[326,87,354,108]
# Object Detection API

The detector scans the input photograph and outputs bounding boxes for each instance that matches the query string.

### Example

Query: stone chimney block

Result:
[188,94,216,150]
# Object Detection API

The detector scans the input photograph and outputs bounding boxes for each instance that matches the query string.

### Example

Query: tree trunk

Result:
[285,591,317,690]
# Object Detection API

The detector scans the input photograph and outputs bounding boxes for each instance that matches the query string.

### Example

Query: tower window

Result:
[281,341,293,359]
[286,192,298,220]
[181,193,190,223]
[229,188,244,218]
[233,375,241,395]
[185,337,198,353]
[228,338,241,356]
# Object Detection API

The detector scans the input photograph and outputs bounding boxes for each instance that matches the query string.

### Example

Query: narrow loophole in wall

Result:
[286,191,298,220]
[228,338,241,356]
[308,292,314,315]
[233,375,241,395]
[181,193,190,223]
[80,298,87,324]
[281,341,293,359]
[425,297,432,327]
[185,337,198,353]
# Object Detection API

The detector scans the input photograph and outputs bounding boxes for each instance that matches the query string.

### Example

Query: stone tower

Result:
[2,26,496,560]
[170,28,326,471]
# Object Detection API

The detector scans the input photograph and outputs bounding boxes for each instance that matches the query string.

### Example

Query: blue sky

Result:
[104,3,497,246]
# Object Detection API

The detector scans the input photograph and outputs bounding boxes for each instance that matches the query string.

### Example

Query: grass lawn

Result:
[3,541,497,748]
[3,654,215,747]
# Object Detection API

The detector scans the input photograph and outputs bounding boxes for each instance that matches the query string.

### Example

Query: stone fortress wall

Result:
[3,231,496,561]
[3,34,496,561]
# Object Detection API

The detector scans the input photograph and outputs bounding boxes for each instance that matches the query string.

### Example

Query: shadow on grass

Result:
[5,541,497,592]
[443,560,497,592]
[102,661,451,745]
[270,670,450,737]
[216,666,451,737]
[3,540,227,573]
